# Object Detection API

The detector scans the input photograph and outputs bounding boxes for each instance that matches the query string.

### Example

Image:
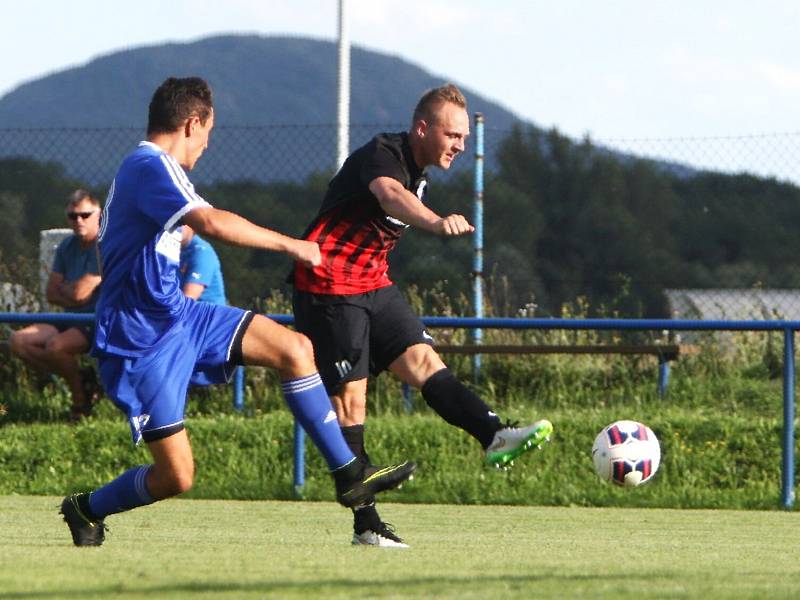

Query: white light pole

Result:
[336,0,350,169]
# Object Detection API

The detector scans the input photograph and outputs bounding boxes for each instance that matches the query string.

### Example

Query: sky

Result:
[1,0,799,178]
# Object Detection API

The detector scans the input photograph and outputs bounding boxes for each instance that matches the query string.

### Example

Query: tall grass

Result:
[0,287,787,424]
[0,286,793,510]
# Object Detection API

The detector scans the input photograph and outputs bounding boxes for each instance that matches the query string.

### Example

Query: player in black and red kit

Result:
[291,84,553,547]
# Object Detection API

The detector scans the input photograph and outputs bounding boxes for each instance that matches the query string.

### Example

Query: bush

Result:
[0,411,793,510]
[0,289,794,509]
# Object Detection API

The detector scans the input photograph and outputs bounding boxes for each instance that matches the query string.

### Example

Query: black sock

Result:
[353,502,381,533]
[421,368,502,449]
[341,424,380,520]
[341,424,365,459]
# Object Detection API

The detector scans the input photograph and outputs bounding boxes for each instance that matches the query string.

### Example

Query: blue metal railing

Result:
[287,316,797,510]
[1,312,795,508]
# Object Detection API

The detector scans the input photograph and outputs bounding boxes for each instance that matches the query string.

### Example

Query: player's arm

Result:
[182,206,320,267]
[369,176,474,236]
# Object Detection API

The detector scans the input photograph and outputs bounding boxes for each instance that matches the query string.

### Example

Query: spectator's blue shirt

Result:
[52,234,100,313]
[93,141,211,357]
[180,235,226,305]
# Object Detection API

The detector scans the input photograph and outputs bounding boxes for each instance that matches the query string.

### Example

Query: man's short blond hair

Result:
[412,83,467,126]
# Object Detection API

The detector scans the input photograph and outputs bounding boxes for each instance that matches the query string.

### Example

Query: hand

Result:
[291,239,322,268]
[435,214,475,236]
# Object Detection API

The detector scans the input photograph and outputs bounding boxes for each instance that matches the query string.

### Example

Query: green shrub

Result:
[1,289,794,509]
[0,411,794,510]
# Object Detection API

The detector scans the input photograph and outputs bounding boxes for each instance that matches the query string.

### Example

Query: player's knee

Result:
[172,472,194,495]
[420,348,445,374]
[404,345,446,387]
[163,467,195,496]
[281,331,316,371]
[341,388,367,411]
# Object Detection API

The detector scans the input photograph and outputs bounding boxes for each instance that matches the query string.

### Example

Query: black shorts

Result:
[293,285,434,395]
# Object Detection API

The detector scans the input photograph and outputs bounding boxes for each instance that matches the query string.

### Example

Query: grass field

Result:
[1,495,798,599]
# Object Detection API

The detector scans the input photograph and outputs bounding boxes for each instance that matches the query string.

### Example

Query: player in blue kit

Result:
[59,77,415,547]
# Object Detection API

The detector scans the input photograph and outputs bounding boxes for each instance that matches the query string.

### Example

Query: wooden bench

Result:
[434,343,686,359]
[401,343,697,410]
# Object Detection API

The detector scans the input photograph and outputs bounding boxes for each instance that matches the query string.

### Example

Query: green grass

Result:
[2,495,798,599]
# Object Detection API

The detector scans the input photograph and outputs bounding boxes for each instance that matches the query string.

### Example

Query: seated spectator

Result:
[180,225,227,305]
[180,225,232,393]
[9,189,102,422]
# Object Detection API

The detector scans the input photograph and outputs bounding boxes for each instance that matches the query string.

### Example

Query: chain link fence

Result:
[597,131,800,186]
[1,124,799,320]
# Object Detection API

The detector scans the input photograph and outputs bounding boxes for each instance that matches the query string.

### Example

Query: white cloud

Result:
[755,60,800,92]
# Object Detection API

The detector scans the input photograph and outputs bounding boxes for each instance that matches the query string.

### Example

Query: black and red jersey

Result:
[292,132,428,294]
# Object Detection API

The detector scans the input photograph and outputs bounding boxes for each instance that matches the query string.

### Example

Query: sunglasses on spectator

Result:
[67,211,96,221]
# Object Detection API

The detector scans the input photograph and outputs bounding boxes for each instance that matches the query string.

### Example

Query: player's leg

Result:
[61,430,193,547]
[60,338,197,546]
[389,343,504,448]
[331,379,380,543]
[375,287,553,467]
[369,286,501,447]
[390,343,553,466]
[231,310,414,506]
[332,380,407,547]
[44,327,93,420]
[331,378,368,426]
[240,313,357,470]
[292,290,408,546]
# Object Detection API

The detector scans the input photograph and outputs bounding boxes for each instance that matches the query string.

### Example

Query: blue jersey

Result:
[52,234,101,312]
[180,235,227,305]
[94,141,211,357]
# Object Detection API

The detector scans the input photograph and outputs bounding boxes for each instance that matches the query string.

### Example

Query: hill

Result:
[0,34,521,128]
[0,35,522,183]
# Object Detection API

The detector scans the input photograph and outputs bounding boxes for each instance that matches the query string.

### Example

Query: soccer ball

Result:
[592,420,661,487]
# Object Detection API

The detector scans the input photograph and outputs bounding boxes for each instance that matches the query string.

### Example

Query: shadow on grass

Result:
[2,573,633,599]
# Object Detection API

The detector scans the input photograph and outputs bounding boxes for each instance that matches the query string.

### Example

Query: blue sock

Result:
[281,373,356,471]
[89,465,155,518]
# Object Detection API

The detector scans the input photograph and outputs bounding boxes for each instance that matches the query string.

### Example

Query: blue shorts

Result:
[97,302,252,445]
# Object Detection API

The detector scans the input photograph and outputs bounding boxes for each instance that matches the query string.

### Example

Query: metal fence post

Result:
[402,382,413,413]
[233,366,245,411]
[782,328,796,509]
[293,420,306,498]
[472,113,484,381]
[657,359,670,397]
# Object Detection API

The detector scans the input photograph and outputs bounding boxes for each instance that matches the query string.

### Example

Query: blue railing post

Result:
[472,113,484,382]
[293,420,306,498]
[657,359,670,398]
[782,328,796,509]
[233,366,245,411]
[402,382,413,413]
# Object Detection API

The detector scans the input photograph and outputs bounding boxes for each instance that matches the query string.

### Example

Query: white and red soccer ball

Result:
[592,420,661,487]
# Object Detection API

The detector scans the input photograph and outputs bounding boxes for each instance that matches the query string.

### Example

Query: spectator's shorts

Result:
[292,285,433,396]
[97,302,253,445]
[56,322,95,345]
